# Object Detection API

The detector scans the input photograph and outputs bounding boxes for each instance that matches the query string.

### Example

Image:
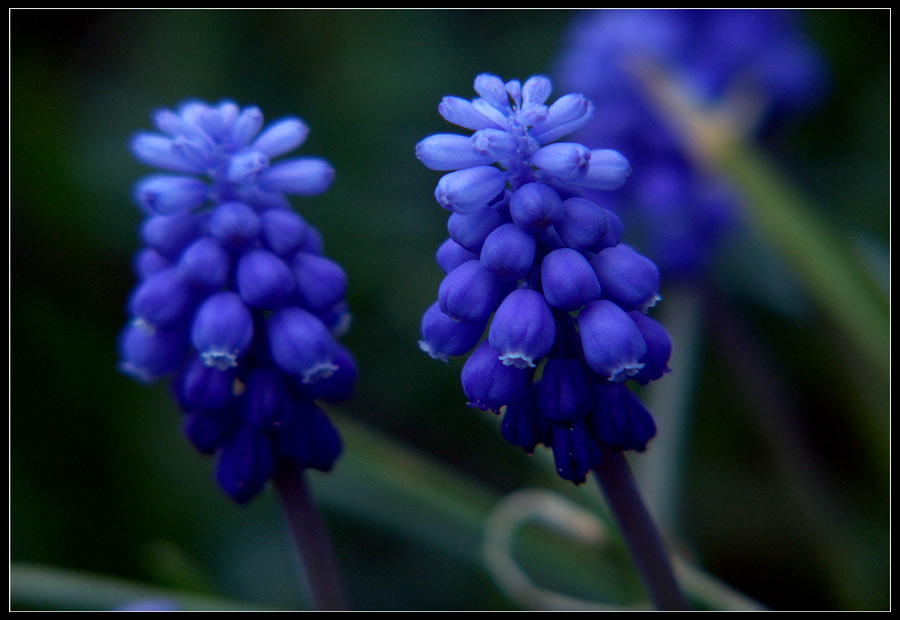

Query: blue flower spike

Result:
[418,75,690,609]
[416,74,672,483]
[119,100,356,506]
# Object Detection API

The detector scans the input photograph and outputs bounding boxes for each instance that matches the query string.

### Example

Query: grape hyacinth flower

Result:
[556,9,829,279]
[416,73,671,485]
[417,74,687,610]
[118,100,355,506]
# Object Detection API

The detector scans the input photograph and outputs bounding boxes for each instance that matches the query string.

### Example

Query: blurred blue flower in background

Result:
[417,74,672,484]
[556,9,830,279]
[119,100,356,503]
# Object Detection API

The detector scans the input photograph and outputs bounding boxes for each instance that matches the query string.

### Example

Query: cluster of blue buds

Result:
[417,74,672,484]
[556,9,829,278]
[118,100,355,503]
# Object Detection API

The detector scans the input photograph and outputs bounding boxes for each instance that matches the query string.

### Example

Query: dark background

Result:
[11,9,889,611]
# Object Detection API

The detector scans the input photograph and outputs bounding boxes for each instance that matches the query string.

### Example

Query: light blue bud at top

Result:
[541,248,601,311]
[501,389,553,454]
[216,426,275,504]
[259,208,312,257]
[521,75,553,107]
[207,201,261,249]
[628,311,672,385]
[191,291,254,371]
[250,117,309,158]
[419,301,485,362]
[590,245,661,311]
[537,358,593,423]
[529,93,594,144]
[436,237,479,274]
[258,157,335,196]
[447,205,505,253]
[480,222,536,282]
[553,197,609,253]
[134,175,209,215]
[228,106,264,150]
[130,133,207,174]
[290,252,348,315]
[461,340,531,412]
[267,307,338,384]
[434,166,506,214]
[589,382,656,451]
[178,238,230,292]
[237,249,296,309]
[141,212,201,260]
[128,267,195,329]
[438,259,507,324]
[277,402,343,471]
[118,322,189,383]
[474,73,513,112]
[551,420,603,484]
[577,149,631,190]
[416,133,495,171]
[438,96,504,131]
[489,288,555,369]
[227,150,269,185]
[578,299,647,382]
[509,182,564,231]
[174,356,235,412]
[531,143,591,181]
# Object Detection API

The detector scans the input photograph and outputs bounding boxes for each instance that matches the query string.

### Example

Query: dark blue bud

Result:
[501,392,553,454]
[551,420,603,484]
[242,368,289,430]
[416,133,495,170]
[290,252,348,314]
[480,223,536,282]
[447,205,505,253]
[300,343,357,402]
[419,301,485,362]
[178,238,230,291]
[216,426,276,503]
[553,197,609,253]
[509,182,563,231]
[267,307,338,384]
[532,143,591,180]
[435,166,506,214]
[578,300,646,382]
[589,382,656,451]
[118,322,189,383]
[141,213,201,260]
[251,117,309,158]
[183,406,240,455]
[461,340,531,412]
[260,209,312,257]
[133,248,172,280]
[207,201,261,249]
[590,245,661,311]
[258,157,335,196]
[237,249,295,309]
[190,291,254,371]
[438,260,507,324]
[436,237,479,274]
[129,267,195,329]
[134,175,208,215]
[537,358,593,423]
[488,288,555,369]
[628,311,672,385]
[540,248,601,311]
[277,402,343,471]
[174,356,236,411]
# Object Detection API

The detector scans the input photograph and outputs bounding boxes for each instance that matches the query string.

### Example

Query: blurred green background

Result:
[11,9,889,611]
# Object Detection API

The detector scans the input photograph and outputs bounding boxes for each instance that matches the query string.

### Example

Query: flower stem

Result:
[274,465,350,611]
[593,452,690,610]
